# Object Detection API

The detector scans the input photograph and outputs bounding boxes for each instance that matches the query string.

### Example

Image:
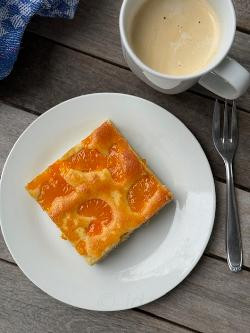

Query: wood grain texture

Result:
[29,0,124,66]
[0,104,250,332]
[0,261,189,333]
[0,103,250,269]
[141,256,250,333]
[0,34,250,189]
[0,249,250,333]
[235,0,250,32]
[207,182,250,266]
[0,1,249,331]
[0,103,36,172]
[28,0,250,111]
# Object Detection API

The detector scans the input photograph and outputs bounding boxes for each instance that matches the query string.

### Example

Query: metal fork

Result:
[212,100,242,272]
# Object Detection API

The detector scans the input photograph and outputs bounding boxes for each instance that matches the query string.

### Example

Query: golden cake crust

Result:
[26,121,173,264]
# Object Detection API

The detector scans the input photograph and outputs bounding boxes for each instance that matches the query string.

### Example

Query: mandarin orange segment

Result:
[26,121,172,264]
[66,148,106,172]
[90,120,120,151]
[27,164,74,211]
[128,175,158,212]
[40,176,73,210]
[107,143,125,182]
[107,143,143,183]
[78,199,112,236]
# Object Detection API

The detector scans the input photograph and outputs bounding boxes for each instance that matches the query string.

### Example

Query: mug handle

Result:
[199,57,250,100]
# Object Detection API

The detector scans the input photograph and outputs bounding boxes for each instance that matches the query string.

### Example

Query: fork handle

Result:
[225,162,242,272]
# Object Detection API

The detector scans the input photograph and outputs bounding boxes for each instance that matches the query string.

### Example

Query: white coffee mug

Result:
[119,0,250,99]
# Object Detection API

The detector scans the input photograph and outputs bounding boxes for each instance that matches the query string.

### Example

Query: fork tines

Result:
[213,100,238,147]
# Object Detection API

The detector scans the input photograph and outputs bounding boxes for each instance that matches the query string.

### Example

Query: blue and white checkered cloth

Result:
[0,0,79,79]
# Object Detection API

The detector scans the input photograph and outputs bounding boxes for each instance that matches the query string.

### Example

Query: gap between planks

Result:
[134,309,202,333]
[21,31,250,115]
[237,26,250,35]
[0,248,249,275]
[214,175,250,194]
[205,253,250,272]
[2,98,250,195]
[0,257,200,333]
[1,254,249,331]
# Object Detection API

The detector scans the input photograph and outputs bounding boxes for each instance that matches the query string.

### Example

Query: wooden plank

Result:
[235,0,250,32]
[141,256,250,333]
[207,182,250,266]
[28,0,250,61]
[1,245,250,333]
[29,0,124,66]
[0,34,250,188]
[0,103,36,172]
[1,104,250,332]
[0,105,37,263]
[0,261,189,333]
[0,104,36,263]
[0,103,250,269]
[28,1,250,111]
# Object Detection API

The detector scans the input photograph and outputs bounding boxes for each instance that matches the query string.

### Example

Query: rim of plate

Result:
[0,93,216,310]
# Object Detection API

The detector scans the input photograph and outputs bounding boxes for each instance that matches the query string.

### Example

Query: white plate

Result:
[0,93,215,311]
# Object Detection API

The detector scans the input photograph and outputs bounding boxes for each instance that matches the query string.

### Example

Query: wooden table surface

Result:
[0,1,250,332]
